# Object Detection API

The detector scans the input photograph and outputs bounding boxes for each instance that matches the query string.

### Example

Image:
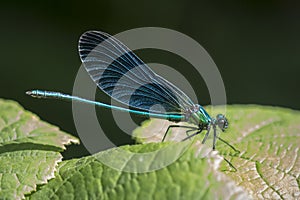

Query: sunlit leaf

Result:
[0,99,79,199]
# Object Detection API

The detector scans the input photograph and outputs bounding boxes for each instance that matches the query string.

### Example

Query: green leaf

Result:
[26,105,300,200]
[28,143,248,199]
[134,105,300,199]
[218,105,300,199]
[0,99,79,199]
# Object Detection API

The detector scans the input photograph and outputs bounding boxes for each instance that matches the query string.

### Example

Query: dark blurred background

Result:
[0,0,299,158]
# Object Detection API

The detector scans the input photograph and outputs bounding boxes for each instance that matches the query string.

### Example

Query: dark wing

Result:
[78,31,194,114]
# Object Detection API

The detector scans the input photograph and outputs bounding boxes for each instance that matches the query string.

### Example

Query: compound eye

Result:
[217,119,224,128]
[216,114,228,131]
[218,118,225,124]
[216,114,224,119]
[224,120,229,127]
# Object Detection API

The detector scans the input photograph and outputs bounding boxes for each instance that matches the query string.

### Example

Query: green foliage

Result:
[1,99,299,199]
[0,99,79,199]
[134,105,300,199]
[218,105,300,199]
[28,143,248,199]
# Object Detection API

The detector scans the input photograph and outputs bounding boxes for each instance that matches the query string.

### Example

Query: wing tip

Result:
[78,30,113,61]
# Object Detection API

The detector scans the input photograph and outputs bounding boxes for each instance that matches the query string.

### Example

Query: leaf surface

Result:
[0,99,79,199]
[27,105,300,199]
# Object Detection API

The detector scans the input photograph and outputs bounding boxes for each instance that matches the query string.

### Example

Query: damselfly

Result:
[26,31,229,150]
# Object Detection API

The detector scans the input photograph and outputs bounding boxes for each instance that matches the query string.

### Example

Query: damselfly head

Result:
[216,114,229,131]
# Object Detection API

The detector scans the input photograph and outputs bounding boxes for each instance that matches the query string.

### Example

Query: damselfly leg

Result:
[162,125,198,142]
